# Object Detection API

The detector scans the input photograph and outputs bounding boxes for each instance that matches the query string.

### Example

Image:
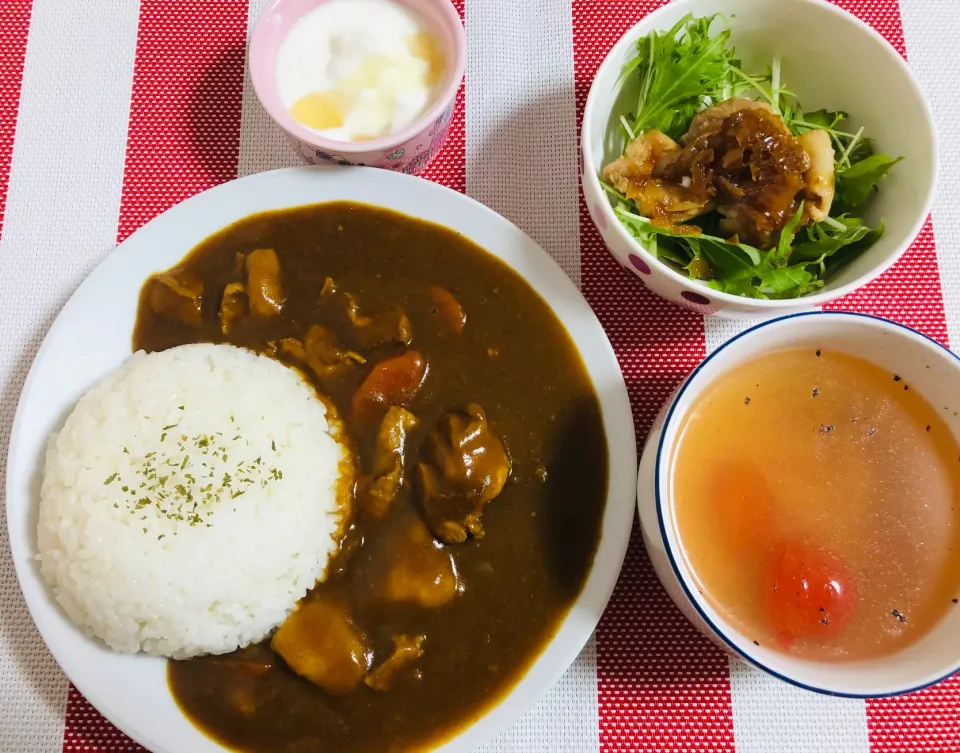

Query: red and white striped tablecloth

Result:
[1,1,958,751]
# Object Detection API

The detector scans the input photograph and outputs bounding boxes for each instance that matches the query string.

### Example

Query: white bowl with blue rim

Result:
[637,311,960,696]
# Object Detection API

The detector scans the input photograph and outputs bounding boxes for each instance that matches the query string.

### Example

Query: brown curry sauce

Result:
[132,202,607,753]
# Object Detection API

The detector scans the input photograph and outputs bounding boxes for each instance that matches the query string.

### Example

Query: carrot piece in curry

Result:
[430,285,466,334]
[352,350,427,422]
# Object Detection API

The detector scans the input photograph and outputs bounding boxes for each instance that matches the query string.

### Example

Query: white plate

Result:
[6,166,637,753]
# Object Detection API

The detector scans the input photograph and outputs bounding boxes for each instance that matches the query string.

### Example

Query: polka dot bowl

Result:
[580,0,936,318]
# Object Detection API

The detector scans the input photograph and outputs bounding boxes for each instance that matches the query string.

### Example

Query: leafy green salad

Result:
[602,14,902,299]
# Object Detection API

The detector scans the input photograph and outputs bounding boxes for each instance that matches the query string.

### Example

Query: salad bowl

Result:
[581,0,936,317]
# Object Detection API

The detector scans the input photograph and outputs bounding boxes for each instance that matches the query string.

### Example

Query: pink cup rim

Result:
[249,0,466,154]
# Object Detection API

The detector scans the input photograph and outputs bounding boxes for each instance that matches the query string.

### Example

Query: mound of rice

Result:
[37,343,352,659]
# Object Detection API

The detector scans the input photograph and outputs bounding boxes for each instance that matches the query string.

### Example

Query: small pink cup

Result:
[250,0,465,175]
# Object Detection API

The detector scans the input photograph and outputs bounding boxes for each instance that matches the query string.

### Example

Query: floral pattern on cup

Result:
[402,105,454,174]
[293,99,455,176]
[315,151,353,166]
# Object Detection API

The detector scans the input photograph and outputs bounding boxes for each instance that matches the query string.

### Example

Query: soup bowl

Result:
[580,0,937,317]
[637,311,960,696]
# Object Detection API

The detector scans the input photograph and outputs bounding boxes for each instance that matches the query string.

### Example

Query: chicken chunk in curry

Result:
[364,634,426,691]
[270,598,368,695]
[348,298,414,349]
[357,514,460,609]
[418,404,511,544]
[219,282,247,335]
[360,406,419,518]
[246,248,284,317]
[321,278,415,348]
[279,324,365,381]
[146,272,204,327]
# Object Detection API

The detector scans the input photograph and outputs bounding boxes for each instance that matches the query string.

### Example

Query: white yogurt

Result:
[277,0,445,142]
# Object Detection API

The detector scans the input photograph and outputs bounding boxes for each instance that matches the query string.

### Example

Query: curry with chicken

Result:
[133,202,608,753]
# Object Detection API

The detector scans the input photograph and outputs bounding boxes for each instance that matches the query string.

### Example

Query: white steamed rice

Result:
[37,343,351,658]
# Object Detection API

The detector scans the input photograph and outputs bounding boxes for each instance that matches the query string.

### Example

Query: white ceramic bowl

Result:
[638,311,960,696]
[6,167,637,752]
[581,0,937,317]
